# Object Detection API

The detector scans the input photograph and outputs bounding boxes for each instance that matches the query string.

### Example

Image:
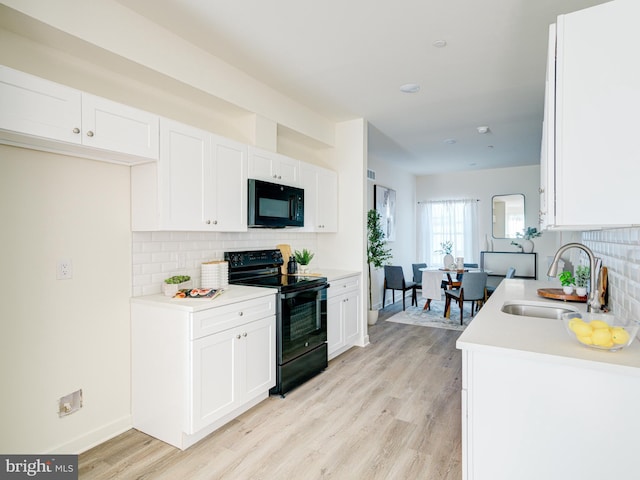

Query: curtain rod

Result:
[417,198,480,204]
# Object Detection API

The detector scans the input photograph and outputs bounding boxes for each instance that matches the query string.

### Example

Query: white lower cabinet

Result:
[132,292,275,450]
[461,348,640,480]
[327,274,360,359]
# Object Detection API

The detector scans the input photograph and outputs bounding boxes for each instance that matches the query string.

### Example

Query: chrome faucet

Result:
[547,242,602,313]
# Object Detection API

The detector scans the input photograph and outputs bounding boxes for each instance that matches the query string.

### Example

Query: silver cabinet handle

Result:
[236,334,241,339]
[238,311,243,316]
[539,187,545,194]
[87,131,94,137]
[73,127,80,134]
[243,332,248,337]
[213,220,218,225]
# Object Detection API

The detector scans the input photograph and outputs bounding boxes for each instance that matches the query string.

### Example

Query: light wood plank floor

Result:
[79,302,463,479]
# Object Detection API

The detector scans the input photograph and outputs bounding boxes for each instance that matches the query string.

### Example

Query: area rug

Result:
[386,297,474,331]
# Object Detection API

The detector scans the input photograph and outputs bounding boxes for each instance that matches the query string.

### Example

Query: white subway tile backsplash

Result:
[132,230,319,296]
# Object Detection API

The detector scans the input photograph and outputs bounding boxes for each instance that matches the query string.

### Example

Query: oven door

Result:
[279,284,328,364]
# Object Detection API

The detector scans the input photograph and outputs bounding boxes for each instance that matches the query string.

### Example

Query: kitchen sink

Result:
[501,301,580,320]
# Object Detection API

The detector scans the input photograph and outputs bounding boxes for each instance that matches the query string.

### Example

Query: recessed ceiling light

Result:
[477,126,490,134]
[433,40,447,48]
[400,83,420,93]
[444,138,457,144]
[469,163,477,166]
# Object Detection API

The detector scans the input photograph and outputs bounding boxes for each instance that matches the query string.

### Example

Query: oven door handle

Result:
[280,283,329,299]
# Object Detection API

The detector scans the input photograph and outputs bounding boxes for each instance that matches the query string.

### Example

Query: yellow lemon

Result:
[611,327,630,345]
[568,318,586,331]
[572,323,593,337]
[577,335,593,345]
[592,328,613,347]
[589,320,610,329]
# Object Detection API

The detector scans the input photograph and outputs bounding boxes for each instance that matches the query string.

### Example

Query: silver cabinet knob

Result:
[238,311,244,316]
[243,332,248,337]
[72,127,80,134]
[236,334,241,339]
[213,220,218,225]
[86,131,94,137]
[539,187,545,194]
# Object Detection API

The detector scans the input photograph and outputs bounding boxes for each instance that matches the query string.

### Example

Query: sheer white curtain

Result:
[417,199,479,267]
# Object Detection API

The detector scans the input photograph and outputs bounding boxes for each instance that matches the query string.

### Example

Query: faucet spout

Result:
[547,242,602,312]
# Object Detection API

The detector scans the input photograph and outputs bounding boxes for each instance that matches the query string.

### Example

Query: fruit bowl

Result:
[562,312,640,352]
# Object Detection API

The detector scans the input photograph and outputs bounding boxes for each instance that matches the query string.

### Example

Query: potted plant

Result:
[163,275,191,297]
[558,271,575,295]
[435,241,455,269]
[293,248,315,274]
[511,227,542,253]
[367,209,392,325]
[575,266,590,297]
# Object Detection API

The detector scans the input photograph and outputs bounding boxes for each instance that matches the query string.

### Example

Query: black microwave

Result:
[248,179,304,228]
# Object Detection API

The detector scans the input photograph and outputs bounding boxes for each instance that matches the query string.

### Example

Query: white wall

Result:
[367,155,417,309]
[0,146,132,453]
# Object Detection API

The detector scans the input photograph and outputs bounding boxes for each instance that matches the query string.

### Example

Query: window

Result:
[417,199,479,267]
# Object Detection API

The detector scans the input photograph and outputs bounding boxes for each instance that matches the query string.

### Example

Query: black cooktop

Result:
[224,249,327,293]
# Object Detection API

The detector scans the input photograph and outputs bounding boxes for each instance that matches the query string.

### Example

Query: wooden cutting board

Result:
[537,288,587,302]
[277,244,292,275]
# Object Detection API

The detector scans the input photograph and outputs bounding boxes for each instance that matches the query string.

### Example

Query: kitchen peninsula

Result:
[457,279,640,480]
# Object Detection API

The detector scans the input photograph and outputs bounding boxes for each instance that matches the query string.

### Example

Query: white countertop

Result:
[131,285,277,312]
[457,279,640,374]
[315,269,361,282]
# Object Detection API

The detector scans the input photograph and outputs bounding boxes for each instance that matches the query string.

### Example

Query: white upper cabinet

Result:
[542,0,640,229]
[0,65,82,144]
[299,162,338,232]
[80,93,159,159]
[131,118,247,231]
[0,65,159,164]
[248,146,300,186]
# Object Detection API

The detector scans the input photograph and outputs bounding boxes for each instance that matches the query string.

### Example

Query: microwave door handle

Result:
[289,196,295,220]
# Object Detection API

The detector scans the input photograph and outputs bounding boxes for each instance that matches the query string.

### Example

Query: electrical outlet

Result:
[57,259,73,280]
[58,389,82,417]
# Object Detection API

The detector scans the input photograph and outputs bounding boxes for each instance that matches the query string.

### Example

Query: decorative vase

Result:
[443,254,454,269]
[368,310,379,326]
[521,239,534,253]
[563,286,574,295]
[576,286,587,297]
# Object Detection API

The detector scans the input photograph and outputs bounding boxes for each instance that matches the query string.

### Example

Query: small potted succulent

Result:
[575,266,590,297]
[163,275,191,297]
[293,248,315,274]
[558,271,575,295]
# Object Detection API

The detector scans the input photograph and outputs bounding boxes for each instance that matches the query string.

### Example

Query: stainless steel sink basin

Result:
[501,301,579,320]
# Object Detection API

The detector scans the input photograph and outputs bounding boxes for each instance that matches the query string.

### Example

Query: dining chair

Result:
[383,265,417,311]
[444,271,488,324]
[412,263,427,289]
[486,267,516,298]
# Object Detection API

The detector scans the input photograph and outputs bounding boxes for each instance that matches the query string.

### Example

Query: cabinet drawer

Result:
[328,276,360,298]
[190,295,276,340]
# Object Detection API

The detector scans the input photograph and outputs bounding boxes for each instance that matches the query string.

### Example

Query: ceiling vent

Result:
[367,169,376,181]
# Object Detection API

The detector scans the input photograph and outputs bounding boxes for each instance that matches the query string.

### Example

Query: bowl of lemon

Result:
[562,312,640,351]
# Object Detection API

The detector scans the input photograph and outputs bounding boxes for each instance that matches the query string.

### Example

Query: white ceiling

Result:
[116,0,608,175]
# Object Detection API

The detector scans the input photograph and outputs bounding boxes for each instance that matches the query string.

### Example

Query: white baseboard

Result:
[46,415,132,454]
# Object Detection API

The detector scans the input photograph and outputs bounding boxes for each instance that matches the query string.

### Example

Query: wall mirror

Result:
[492,194,525,238]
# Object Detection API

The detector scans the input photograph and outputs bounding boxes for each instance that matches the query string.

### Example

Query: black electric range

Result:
[224,249,329,396]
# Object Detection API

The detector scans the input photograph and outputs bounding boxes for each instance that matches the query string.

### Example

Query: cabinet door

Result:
[242,316,276,400]
[343,290,360,346]
[0,65,81,144]
[204,135,248,231]
[316,168,338,232]
[81,93,159,159]
[327,293,346,357]
[299,163,318,232]
[248,147,299,185]
[554,1,640,226]
[159,119,210,230]
[190,327,238,434]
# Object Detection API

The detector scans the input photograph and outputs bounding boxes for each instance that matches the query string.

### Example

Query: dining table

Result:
[420,267,489,310]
